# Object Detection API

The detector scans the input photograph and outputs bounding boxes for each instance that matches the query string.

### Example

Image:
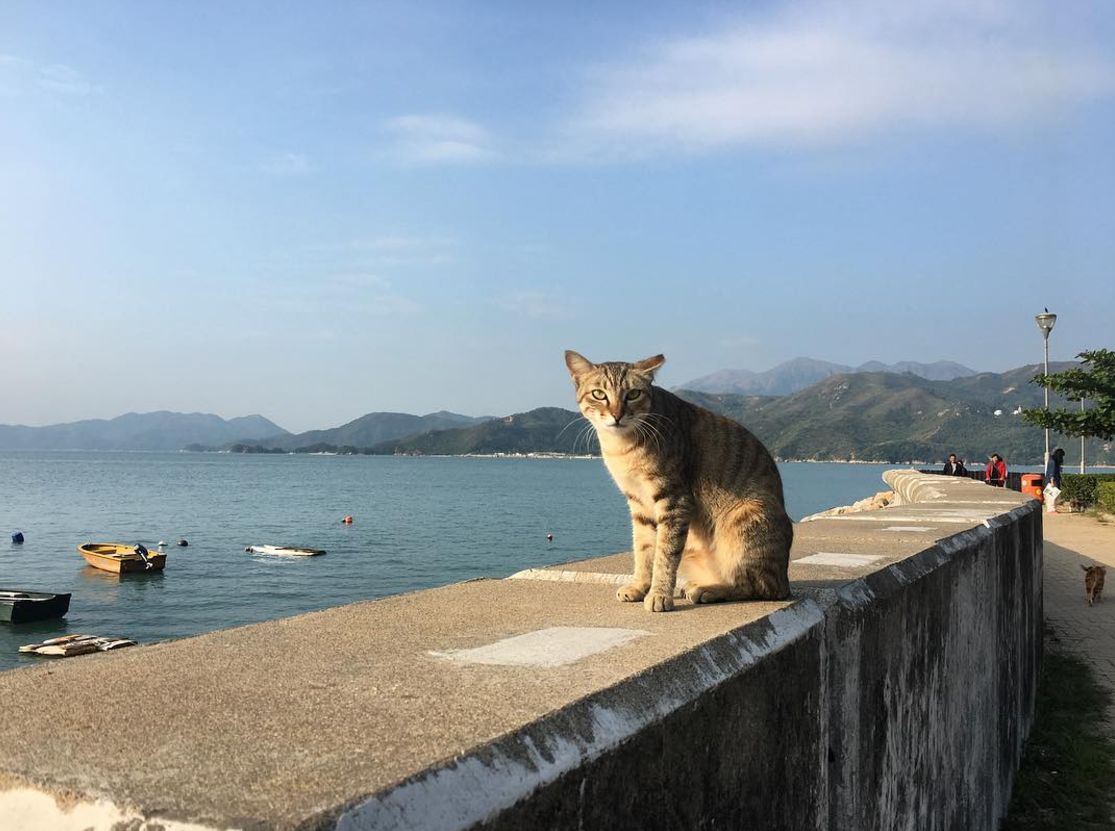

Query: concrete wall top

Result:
[0,471,1037,831]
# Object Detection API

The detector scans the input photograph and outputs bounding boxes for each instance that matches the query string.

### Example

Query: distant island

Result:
[2,359,1108,465]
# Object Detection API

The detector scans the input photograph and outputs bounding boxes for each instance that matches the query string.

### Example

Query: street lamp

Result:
[1035,309,1057,465]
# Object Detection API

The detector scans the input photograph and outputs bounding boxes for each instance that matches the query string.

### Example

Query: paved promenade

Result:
[1042,512,1115,722]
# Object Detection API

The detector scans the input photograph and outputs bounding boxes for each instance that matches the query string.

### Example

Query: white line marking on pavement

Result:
[795,552,884,568]
[430,626,651,668]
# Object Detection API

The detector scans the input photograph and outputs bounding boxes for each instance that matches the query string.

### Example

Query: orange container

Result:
[1020,473,1044,501]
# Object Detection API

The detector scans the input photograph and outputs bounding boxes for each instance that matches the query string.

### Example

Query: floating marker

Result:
[546,533,553,542]
[177,539,189,547]
[11,531,24,544]
[342,515,354,525]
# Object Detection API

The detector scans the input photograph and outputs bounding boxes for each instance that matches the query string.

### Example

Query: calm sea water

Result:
[0,452,894,671]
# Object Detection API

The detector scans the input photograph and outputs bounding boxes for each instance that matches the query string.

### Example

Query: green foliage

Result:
[1023,349,1115,441]
[1096,482,1115,515]
[1059,474,1115,509]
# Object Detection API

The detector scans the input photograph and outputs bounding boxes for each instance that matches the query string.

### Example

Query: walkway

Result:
[1042,511,1115,721]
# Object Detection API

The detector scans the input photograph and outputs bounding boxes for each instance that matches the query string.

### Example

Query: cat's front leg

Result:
[645,495,692,612]
[617,508,655,602]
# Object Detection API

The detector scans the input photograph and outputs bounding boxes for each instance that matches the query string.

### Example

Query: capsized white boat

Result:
[245,545,326,557]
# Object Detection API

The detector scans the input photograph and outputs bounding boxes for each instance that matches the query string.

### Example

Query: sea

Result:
[0,451,901,671]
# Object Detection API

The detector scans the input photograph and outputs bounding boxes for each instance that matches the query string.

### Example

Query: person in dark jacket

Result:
[985,454,1007,486]
[1045,447,1066,489]
[943,454,967,475]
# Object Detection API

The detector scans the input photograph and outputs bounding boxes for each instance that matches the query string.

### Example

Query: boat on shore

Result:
[245,545,326,557]
[0,590,72,624]
[78,543,167,574]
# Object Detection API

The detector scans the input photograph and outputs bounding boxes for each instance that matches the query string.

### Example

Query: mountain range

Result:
[680,357,978,396]
[247,410,491,452]
[3,359,1104,464]
[0,412,287,452]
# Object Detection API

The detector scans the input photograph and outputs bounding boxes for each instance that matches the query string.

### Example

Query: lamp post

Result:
[1081,397,1086,473]
[1035,310,1057,466]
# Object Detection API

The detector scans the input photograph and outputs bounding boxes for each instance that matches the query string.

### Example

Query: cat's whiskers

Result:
[634,415,664,454]
[574,421,599,454]
[555,416,588,443]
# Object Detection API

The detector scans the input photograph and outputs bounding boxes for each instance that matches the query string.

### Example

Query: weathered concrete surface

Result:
[0,471,1040,830]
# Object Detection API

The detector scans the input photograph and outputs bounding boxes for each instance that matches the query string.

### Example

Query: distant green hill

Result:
[370,407,589,455]
[679,363,1109,464]
[239,410,490,452]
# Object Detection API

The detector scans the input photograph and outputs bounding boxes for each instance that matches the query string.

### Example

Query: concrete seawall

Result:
[0,471,1040,830]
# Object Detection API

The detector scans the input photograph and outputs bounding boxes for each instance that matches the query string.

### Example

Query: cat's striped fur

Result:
[565,350,792,612]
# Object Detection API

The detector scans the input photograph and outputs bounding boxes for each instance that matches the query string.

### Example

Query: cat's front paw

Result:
[616,582,649,602]
[644,590,675,612]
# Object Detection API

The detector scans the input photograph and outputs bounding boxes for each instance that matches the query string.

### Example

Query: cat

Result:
[1082,564,1106,606]
[565,350,793,612]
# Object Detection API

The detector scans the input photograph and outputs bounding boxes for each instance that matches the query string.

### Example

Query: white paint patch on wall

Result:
[796,553,884,568]
[429,626,650,668]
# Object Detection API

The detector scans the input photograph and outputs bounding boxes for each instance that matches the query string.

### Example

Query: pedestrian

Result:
[985,453,1007,487]
[942,453,967,476]
[1044,447,1065,513]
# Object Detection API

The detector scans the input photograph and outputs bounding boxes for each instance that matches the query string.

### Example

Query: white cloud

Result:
[566,0,1115,157]
[322,273,421,315]
[498,290,570,321]
[382,114,495,164]
[260,152,312,176]
[0,55,102,97]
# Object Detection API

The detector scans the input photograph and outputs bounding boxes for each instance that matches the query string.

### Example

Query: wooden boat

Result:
[0,589,71,624]
[245,545,326,557]
[78,543,167,574]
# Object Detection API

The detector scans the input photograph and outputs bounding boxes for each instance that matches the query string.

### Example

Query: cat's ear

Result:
[633,354,666,376]
[565,350,595,378]
[1082,564,1092,572]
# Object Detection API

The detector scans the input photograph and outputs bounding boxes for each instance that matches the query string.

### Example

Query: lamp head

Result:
[1035,310,1057,336]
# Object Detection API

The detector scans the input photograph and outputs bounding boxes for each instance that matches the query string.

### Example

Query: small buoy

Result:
[342,515,354,525]
[11,531,24,544]
[177,539,189,547]
[546,533,553,542]
[157,541,167,548]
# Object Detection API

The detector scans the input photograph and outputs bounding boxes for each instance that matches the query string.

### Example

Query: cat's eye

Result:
[591,389,607,401]
[626,390,642,401]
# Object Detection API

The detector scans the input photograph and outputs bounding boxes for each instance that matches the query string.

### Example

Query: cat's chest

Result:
[603,451,659,506]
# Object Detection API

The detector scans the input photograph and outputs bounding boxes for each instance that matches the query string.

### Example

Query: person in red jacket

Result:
[985,453,1007,487]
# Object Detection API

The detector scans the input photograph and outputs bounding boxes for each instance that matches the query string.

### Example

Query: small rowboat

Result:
[0,590,72,624]
[245,545,326,557]
[78,543,167,574]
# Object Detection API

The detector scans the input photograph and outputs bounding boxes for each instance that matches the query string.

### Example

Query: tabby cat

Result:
[1083,564,1106,606]
[565,350,793,612]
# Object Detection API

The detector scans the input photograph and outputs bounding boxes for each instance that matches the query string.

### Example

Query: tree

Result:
[1022,349,1115,441]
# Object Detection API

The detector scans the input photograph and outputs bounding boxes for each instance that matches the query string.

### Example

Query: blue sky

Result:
[2,1,1113,432]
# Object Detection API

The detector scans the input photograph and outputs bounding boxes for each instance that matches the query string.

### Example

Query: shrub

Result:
[1061,473,1115,509]
[1097,482,1115,515]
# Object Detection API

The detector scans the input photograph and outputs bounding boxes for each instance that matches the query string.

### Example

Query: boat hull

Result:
[78,544,167,574]
[0,590,72,624]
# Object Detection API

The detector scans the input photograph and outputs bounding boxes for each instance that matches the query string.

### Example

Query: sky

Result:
[2,0,1113,432]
